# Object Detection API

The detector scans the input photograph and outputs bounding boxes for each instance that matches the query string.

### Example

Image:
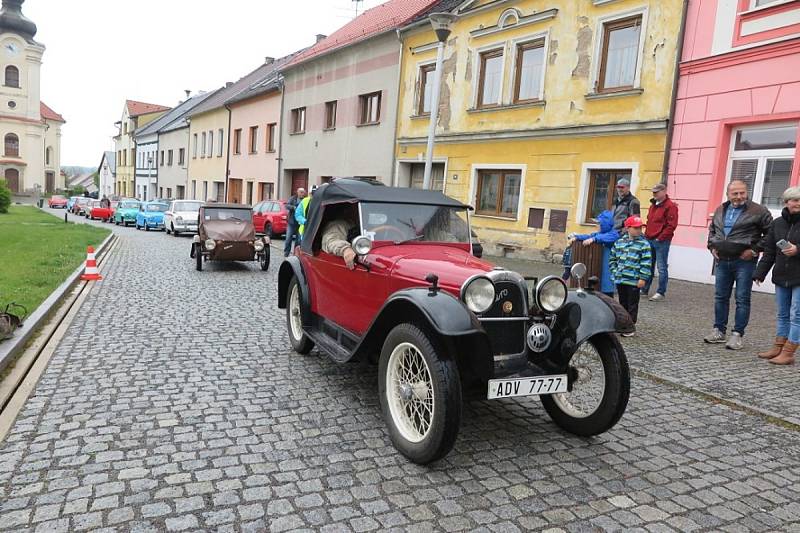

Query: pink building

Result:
[669,0,800,288]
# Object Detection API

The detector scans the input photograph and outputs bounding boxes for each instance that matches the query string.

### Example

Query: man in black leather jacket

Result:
[705,180,773,349]
[284,188,305,257]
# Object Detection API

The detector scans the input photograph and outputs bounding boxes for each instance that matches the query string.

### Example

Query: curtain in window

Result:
[482,55,503,105]
[604,23,640,88]
[478,173,500,212]
[763,159,792,210]
[517,45,544,101]
[501,173,521,215]
[730,159,758,199]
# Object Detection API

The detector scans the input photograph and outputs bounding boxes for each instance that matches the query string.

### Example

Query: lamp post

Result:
[422,12,457,191]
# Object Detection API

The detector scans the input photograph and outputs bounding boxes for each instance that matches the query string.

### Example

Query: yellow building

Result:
[113,100,169,198]
[395,0,683,259]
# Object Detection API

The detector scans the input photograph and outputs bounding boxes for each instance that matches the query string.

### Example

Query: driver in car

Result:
[321,204,359,270]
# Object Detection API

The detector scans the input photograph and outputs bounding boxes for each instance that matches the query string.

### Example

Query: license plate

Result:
[487,375,568,400]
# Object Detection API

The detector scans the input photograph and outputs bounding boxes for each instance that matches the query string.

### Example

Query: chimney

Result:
[265,56,274,65]
[316,34,326,43]
[184,89,191,99]
[225,82,233,88]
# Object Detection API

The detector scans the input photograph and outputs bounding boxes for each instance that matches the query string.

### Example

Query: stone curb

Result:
[0,231,116,372]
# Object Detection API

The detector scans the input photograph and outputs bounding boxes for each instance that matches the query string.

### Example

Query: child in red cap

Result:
[609,216,653,336]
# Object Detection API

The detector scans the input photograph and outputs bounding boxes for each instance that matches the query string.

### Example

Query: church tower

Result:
[0,0,64,195]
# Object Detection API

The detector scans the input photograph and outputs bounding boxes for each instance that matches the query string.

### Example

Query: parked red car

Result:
[278,179,632,464]
[252,200,288,237]
[86,200,114,222]
[48,195,68,208]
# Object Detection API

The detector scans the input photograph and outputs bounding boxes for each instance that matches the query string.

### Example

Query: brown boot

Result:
[769,341,797,365]
[758,336,787,359]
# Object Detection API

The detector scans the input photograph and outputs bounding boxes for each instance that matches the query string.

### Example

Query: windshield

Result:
[77,198,90,204]
[146,204,168,212]
[120,201,139,209]
[89,201,101,207]
[360,203,470,244]
[175,201,202,212]
[203,208,251,221]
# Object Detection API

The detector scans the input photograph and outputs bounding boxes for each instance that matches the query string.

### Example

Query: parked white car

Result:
[165,200,203,236]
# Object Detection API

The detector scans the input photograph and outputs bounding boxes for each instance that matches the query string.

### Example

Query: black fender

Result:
[277,257,312,327]
[568,290,634,345]
[353,287,494,382]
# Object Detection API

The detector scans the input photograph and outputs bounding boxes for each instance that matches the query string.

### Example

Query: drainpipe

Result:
[224,103,232,202]
[390,29,404,187]
[277,75,286,199]
[661,0,689,184]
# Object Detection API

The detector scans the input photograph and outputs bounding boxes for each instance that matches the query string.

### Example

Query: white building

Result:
[97,151,115,199]
[0,0,64,195]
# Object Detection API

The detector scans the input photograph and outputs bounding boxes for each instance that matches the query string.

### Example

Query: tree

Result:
[91,171,99,189]
[0,179,10,214]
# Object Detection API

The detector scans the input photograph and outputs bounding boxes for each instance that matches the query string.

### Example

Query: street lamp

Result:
[422,12,457,190]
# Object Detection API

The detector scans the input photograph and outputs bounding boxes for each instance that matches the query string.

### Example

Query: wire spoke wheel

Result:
[289,283,303,342]
[387,342,434,443]
[552,341,605,418]
[285,277,314,354]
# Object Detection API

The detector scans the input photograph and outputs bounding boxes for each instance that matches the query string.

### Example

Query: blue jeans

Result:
[284,224,300,256]
[775,285,800,343]
[714,258,756,335]
[643,239,671,295]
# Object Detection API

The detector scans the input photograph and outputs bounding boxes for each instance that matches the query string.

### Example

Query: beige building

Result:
[0,0,65,195]
[113,100,169,198]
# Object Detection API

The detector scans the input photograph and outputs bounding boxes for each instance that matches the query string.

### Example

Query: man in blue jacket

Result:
[572,210,620,297]
[283,187,305,257]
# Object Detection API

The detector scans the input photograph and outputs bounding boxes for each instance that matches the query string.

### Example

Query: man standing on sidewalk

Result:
[612,178,641,232]
[642,183,678,301]
[705,180,773,350]
[284,187,305,257]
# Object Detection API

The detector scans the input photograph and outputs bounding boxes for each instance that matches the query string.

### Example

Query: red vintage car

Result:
[252,199,288,237]
[278,179,631,464]
[86,200,114,222]
[48,195,68,208]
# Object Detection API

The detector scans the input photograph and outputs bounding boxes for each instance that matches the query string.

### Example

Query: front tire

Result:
[259,248,270,271]
[379,324,461,465]
[540,333,630,437]
[265,222,275,239]
[286,277,314,354]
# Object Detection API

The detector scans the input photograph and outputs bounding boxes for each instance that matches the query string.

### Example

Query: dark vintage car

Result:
[191,203,270,272]
[278,179,632,464]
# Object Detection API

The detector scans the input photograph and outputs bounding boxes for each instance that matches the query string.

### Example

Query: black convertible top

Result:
[300,178,469,253]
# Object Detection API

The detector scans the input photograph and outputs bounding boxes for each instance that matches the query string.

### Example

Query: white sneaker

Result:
[704,328,726,344]
[621,331,635,337]
[649,293,665,302]
[726,332,744,350]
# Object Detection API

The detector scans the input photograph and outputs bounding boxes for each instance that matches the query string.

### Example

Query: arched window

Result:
[45,146,52,166]
[4,133,19,157]
[4,66,19,88]
[4,168,19,192]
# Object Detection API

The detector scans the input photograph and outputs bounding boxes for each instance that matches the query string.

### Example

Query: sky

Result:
[24,0,386,167]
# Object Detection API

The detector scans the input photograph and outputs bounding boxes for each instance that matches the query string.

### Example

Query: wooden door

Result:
[228,178,242,203]
[45,171,55,193]
[4,168,19,192]
[290,169,308,195]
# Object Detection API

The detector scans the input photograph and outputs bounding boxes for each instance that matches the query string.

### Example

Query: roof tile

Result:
[126,99,170,117]
[40,101,64,122]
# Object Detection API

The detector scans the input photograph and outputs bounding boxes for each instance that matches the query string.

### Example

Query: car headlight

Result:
[352,235,372,256]
[176,216,183,221]
[204,239,216,251]
[535,276,568,313]
[254,240,264,251]
[462,276,495,314]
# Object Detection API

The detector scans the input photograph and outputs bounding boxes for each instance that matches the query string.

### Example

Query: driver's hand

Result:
[343,248,356,270]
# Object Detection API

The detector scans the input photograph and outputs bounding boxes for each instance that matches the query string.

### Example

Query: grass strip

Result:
[0,206,109,313]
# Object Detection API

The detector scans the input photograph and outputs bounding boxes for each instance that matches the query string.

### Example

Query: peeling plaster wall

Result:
[395,0,682,259]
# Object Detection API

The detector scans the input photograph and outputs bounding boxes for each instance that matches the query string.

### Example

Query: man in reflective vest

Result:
[295,185,316,240]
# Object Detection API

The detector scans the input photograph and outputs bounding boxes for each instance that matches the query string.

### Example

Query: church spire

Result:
[0,0,37,43]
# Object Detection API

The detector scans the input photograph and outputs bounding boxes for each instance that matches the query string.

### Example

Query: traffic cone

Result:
[80,246,103,281]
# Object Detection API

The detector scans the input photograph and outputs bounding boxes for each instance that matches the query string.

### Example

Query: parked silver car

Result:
[165,200,203,236]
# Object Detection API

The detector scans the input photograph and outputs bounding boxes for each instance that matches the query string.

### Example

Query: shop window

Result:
[475,169,521,218]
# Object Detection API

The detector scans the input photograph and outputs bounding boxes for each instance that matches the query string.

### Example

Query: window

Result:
[4,133,18,156]
[201,132,206,157]
[267,123,276,152]
[246,181,253,205]
[359,92,381,125]
[124,123,128,135]
[129,149,134,166]
[290,107,306,134]
[324,101,337,129]
[4,66,19,88]
[160,150,164,166]
[409,163,445,191]
[753,0,782,6]
[478,49,503,108]
[167,149,173,166]
[597,15,642,92]
[215,182,224,202]
[208,131,214,158]
[45,146,51,166]
[475,169,521,218]
[249,126,258,153]
[191,180,196,199]
[203,181,208,201]
[585,169,632,222]
[513,40,545,103]
[193,134,198,158]
[728,124,797,214]
[418,64,436,115]
[233,128,242,154]
[218,129,224,157]
[177,185,184,199]
[179,148,185,166]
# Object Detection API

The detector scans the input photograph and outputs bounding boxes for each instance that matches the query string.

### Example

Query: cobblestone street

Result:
[1,210,799,531]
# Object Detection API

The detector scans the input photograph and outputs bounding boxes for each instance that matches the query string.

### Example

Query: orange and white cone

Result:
[80,246,103,281]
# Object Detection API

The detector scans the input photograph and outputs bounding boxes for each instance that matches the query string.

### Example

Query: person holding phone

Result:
[754,187,800,365]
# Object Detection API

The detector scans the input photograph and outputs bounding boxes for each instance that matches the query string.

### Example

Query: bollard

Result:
[64,211,67,224]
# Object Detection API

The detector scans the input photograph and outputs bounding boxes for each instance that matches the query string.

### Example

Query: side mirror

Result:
[570,262,587,281]
[351,235,373,256]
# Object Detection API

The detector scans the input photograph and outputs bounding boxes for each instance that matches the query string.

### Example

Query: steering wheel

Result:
[370,225,408,241]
